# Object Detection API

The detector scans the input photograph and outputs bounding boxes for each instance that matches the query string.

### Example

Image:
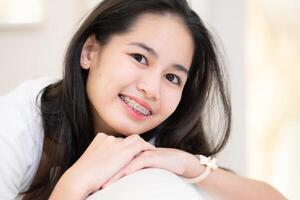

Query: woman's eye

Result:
[131,54,147,65]
[165,74,181,85]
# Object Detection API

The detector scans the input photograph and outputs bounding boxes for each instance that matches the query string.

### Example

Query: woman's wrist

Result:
[181,153,206,178]
[181,154,218,184]
[49,169,90,200]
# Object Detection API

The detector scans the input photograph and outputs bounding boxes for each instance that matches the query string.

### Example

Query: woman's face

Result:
[81,13,194,137]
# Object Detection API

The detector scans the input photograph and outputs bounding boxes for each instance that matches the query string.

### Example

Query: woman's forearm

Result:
[49,170,92,200]
[196,168,287,200]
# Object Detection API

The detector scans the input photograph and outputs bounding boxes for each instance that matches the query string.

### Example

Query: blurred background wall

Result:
[1,0,298,199]
[246,0,300,199]
[0,0,83,93]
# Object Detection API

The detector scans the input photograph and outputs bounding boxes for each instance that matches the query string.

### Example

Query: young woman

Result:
[0,0,287,199]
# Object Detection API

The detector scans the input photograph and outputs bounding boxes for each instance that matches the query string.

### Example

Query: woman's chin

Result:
[112,128,145,138]
[109,122,154,137]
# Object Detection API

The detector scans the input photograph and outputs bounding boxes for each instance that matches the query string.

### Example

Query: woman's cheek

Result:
[162,92,182,116]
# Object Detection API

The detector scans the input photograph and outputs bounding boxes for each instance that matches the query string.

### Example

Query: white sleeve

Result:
[0,104,35,199]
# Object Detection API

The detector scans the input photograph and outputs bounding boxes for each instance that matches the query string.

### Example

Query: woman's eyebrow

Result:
[173,64,189,75]
[127,42,189,75]
[128,42,158,57]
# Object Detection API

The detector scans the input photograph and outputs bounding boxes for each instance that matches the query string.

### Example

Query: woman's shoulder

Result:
[0,77,59,198]
[0,76,60,137]
[0,75,60,137]
[1,76,59,104]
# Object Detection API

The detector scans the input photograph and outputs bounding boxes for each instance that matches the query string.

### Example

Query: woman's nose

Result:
[136,78,160,101]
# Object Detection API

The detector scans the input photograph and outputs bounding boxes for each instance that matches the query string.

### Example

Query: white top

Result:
[0,77,58,199]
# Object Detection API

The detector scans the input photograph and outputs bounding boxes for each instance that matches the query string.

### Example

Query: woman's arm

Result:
[49,133,155,199]
[180,153,287,200]
[194,166,287,200]
[102,148,288,200]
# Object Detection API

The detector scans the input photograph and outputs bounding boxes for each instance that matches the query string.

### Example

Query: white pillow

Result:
[86,168,212,200]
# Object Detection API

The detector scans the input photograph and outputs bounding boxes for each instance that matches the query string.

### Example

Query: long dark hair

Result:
[22,0,231,199]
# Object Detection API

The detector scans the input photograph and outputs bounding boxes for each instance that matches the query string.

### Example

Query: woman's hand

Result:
[101,147,205,188]
[50,133,155,199]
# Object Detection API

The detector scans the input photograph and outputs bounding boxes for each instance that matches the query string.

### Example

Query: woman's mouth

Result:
[118,94,152,120]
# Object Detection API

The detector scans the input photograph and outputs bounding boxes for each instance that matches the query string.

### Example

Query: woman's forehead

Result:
[111,13,194,69]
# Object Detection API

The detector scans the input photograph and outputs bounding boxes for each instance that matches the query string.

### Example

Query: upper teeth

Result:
[120,95,151,116]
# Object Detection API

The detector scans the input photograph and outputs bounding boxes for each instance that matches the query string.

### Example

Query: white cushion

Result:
[86,168,211,200]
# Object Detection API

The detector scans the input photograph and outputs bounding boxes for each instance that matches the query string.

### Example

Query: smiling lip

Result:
[120,94,153,114]
[118,94,152,120]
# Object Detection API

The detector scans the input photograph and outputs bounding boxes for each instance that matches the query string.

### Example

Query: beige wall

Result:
[0,0,85,94]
